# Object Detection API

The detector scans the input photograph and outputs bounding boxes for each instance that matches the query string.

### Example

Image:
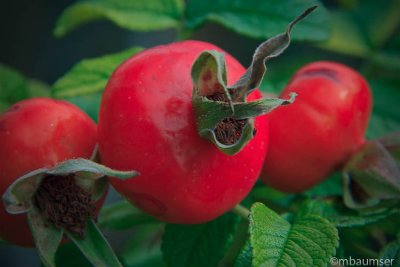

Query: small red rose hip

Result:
[0,98,97,247]
[261,61,373,192]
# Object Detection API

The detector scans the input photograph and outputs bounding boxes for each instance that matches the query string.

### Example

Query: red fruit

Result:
[98,40,268,224]
[261,61,372,192]
[0,98,97,247]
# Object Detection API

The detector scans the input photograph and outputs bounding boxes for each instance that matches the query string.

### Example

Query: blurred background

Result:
[1,0,399,266]
[0,0,377,86]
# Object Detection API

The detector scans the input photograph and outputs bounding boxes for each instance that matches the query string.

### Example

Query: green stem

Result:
[232,204,251,220]
[218,218,249,267]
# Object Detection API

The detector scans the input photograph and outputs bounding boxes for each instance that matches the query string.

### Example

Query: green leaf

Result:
[185,0,330,41]
[28,207,63,267]
[0,63,29,111]
[249,202,338,267]
[98,199,155,230]
[0,64,50,112]
[119,224,165,267]
[63,92,102,122]
[303,172,342,197]
[56,242,93,267]
[338,227,380,259]
[379,239,400,266]
[52,47,142,121]
[54,0,184,37]
[65,219,123,267]
[235,241,252,267]
[314,11,370,57]
[300,199,400,228]
[370,52,400,73]
[367,79,400,139]
[162,213,239,267]
[372,28,400,73]
[354,0,400,50]
[251,186,295,211]
[27,79,50,98]
[52,47,142,98]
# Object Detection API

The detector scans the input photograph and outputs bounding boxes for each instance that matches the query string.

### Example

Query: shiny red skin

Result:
[98,40,268,224]
[0,98,97,247]
[261,62,372,192]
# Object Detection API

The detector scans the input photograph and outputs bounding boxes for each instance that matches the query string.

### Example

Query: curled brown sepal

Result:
[229,5,317,101]
[342,132,400,209]
[192,7,316,155]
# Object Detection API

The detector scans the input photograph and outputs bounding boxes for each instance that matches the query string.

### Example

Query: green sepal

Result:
[342,132,400,209]
[191,7,315,155]
[2,158,139,214]
[28,206,64,267]
[193,90,296,155]
[192,50,233,111]
[231,93,297,120]
[65,219,124,267]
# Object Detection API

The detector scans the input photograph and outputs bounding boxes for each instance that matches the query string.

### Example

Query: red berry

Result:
[98,41,269,224]
[261,62,372,192]
[0,98,98,246]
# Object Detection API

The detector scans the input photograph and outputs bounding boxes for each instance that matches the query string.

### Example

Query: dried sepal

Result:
[192,7,315,155]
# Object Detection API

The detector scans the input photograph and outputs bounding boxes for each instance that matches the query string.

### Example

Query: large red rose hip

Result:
[98,7,315,223]
[0,98,98,247]
[98,41,269,224]
[261,61,373,193]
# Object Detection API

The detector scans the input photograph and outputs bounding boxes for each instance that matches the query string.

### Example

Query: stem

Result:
[218,218,249,267]
[232,204,251,220]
